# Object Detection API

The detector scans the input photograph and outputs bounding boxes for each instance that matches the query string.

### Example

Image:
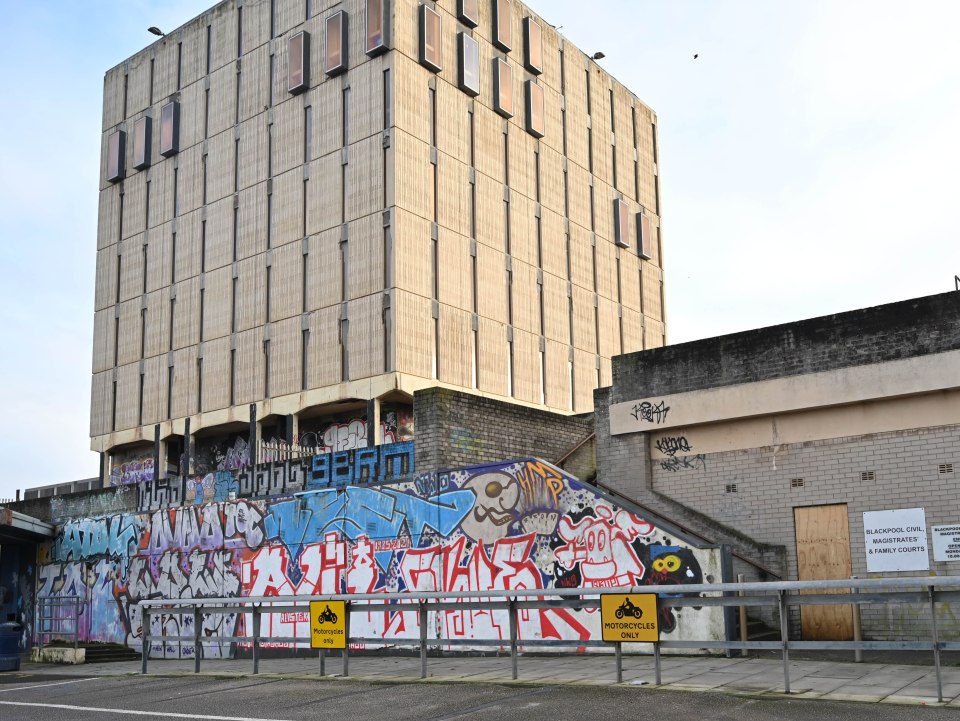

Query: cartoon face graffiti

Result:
[460,472,521,542]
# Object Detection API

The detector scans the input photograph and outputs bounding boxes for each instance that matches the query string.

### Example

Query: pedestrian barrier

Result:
[139,576,960,702]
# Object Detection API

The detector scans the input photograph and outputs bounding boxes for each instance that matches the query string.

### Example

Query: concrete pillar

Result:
[367,398,381,447]
[249,404,258,466]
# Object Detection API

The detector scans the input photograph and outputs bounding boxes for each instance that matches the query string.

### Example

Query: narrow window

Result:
[170,231,177,284]
[199,288,205,342]
[140,308,147,358]
[270,0,276,38]
[196,358,203,412]
[525,81,544,138]
[304,106,313,162]
[229,349,236,405]
[614,199,630,248]
[111,380,118,431]
[122,73,129,118]
[493,59,513,118]
[419,5,442,73]
[266,193,273,249]
[133,116,152,170]
[301,329,310,390]
[366,0,388,56]
[116,253,122,303]
[159,101,180,157]
[114,315,120,365]
[523,17,542,74]
[232,206,239,261]
[107,130,125,183]
[142,242,148,293]
[325,12,349,77]
[637,212,652,259]
[235,68,242,124]
[202,154,208,203]
[200,220,207,272]
[144,181,151,230]
[289,31,311,94]
[138,373,145,426]
[204,88,210,137]
[265,266,272,321]
[492,0,512,52]
[148,58,155,106]
[167,365,174,419]
[458,0,479,27]
[231,277,238,331]
[237,5,243,56]
[383,68,392,128]
[176,42,182,90]
[169,297,176,350]
[610,90,617,189]
[269,54,276,107]
[206,24,212,74]
[172,167,179,217]
[457,33,480,97]
[306,0,312,20]
[263,340,271,396]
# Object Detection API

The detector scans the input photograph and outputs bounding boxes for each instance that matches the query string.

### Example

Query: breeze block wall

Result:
[34,458,725,657]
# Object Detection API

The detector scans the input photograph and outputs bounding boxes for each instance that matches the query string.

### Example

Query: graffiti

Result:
[110,448,155,487]
[307,441,415,489]
[38,458,719,657]
[138,441,416,512]
[53,515,141,566]
[194,435,250,477]
[555,506,654,587]
[297,408,414,456]
[631,400,670,424]
[660,455,708,473]
[655,436,693,457]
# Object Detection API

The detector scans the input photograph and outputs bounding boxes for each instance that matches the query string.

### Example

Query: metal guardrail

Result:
[37,595,82,650]
[139,576,960,702]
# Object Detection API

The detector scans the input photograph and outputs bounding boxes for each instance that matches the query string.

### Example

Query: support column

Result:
[182,417,192,477]
[153,425,162,481]
[249,404,258,466]
[98,452,107,489]
[367,398,381,447]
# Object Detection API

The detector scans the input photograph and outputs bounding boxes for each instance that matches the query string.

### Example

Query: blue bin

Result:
[0,622,22,672]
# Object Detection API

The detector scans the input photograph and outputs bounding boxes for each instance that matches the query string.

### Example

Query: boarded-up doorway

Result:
[794,504,853,641]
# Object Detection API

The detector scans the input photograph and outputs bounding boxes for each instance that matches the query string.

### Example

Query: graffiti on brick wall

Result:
[297,407,414,456]
[138,441,415,512]
[660,455,708,473]
[110,447,155,487]
[38,458,721,656]
[655,436,692,457]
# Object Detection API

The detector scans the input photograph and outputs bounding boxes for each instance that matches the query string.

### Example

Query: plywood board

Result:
[794,504,854,641]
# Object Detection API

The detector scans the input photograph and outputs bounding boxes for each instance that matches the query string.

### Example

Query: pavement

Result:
[5,650,960,708]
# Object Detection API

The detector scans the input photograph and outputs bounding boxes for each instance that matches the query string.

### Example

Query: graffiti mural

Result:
[110,446,155,487]
[297,406,414,456]
[37,458,723,656]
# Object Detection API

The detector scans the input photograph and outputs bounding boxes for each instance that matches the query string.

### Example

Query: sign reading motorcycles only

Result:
[310,600,347,649]
[600,594,659,643]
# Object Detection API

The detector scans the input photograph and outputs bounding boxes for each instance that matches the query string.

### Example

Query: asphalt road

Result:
[0,673,956,721]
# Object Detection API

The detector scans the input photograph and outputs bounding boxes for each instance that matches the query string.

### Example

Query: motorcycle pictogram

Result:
[317,605,339,625]
[615,598,643,620]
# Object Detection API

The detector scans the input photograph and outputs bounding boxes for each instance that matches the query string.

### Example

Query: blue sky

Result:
[1,0,958,501]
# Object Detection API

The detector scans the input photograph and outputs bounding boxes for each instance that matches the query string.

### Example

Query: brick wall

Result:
[413,388,594,474]
[611,292,960,403]
[649,424,960,640]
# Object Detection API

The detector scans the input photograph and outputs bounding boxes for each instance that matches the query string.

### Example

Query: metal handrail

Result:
[138,576,960,700]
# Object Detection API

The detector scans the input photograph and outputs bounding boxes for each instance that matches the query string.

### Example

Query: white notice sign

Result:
[932,525,960,562]
[863,508,929,573]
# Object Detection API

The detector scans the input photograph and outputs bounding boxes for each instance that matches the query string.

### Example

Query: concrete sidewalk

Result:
[8,652,960,707]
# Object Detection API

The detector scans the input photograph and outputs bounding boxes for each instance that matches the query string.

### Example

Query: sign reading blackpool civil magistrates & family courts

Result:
[863,507,929,573]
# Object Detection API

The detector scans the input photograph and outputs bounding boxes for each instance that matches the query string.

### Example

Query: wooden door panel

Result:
[794,504,854,641]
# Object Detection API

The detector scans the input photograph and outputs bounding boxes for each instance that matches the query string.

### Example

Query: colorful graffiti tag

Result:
[37,459,722,657]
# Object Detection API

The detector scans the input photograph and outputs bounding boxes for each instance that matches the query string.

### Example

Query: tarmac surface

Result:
[3,649,960,712]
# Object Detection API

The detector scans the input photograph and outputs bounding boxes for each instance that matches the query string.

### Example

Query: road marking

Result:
[0,701,298,721]
[0,677,97,693]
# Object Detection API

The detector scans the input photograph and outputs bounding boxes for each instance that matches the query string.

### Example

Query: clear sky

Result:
[0,0,958,502]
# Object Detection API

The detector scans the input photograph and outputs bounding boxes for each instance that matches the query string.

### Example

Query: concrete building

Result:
[595,291,960,640]
[90,0,665,487]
